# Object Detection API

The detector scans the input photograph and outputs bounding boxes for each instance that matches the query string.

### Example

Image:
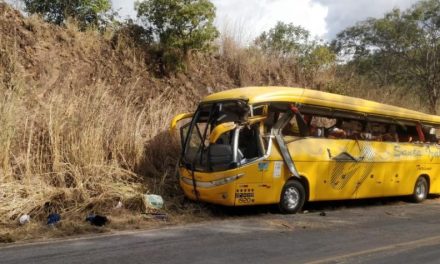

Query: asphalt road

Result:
[2,200,440,264]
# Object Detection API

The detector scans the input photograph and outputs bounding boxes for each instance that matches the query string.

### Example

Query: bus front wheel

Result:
[279,180,306,214]
[411,176,428,203]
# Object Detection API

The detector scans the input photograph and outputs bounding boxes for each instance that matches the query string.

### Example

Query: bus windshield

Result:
[181,100,248,172]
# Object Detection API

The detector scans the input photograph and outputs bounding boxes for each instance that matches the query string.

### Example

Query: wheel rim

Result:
[284,187,299,210]
[416,180,426,200]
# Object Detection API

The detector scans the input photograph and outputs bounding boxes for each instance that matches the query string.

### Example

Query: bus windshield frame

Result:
[181,100,249,172]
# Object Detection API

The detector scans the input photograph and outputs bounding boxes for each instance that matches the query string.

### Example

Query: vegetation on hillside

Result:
[136,0,218,71]
[23,0,113,30]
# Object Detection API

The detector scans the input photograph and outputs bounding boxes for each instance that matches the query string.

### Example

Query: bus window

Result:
[282,114,300,137]
[252,104,266,116]
[382,125,399,142]
[422,126,438,143]
[341,120,364,139]
[182,101,248,172]
[238,124,264,164]
[310,116,336,138]
[367,122,387,141]
[396,125,419,143]
[327,119,347,139]
[363,122,400,142]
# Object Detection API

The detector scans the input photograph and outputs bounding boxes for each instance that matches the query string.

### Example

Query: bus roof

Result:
[202,86,440,125]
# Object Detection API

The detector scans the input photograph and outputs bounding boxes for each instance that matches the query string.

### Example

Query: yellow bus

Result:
[170,87,440,213]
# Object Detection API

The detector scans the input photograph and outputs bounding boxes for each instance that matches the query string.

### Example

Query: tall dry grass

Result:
[0,38,191,226]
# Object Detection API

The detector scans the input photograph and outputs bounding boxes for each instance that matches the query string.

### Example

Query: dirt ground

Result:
[2,197,440,264]
[2,195,438,244]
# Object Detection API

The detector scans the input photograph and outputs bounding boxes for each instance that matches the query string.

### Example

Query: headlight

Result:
[181,173,244,188]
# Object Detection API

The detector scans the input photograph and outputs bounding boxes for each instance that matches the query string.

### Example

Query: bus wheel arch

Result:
[287,176,310,202]
[279,176,308,214]
[411,174,430,203]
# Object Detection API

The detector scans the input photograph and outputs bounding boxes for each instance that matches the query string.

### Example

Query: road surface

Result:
[2,200,440,263]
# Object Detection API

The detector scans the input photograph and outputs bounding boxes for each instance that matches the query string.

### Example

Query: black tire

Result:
[411,177,428,203]
[279,180,306,214]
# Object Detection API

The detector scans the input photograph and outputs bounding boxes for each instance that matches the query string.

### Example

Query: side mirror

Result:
[209,122,237,144]
[169,112,194,136]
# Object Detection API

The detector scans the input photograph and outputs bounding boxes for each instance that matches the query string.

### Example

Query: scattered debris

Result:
[142,213,168,221]
[281,223,292,229]
[302,210,309,214]
[144,194,164,209]
[86,214,108,226]
[115,201,123,209]
[319,212,327,216]
[47,213,61,225]
[19,214,30,225]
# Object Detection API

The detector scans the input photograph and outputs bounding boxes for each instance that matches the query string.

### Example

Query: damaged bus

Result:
[170,87,440,213]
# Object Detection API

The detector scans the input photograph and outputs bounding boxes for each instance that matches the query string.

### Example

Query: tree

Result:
[135,0,218,60]
[23,0,112,30]
[333,0,440,113]
[301,45,336,85]
[255,22,336,86]
[255,22,313,57]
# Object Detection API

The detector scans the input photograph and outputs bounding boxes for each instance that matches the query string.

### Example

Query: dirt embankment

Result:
[0,3,311,242]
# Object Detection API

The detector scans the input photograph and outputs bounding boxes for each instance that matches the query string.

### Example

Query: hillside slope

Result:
[0,2,312,240]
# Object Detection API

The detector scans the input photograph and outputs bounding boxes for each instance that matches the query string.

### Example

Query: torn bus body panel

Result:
[271,106,301,178]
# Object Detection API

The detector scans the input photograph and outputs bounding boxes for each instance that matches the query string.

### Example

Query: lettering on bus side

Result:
[393,145,422,158]
[416,164,432,171]
[427,146,440,159]
[393,145,440,159]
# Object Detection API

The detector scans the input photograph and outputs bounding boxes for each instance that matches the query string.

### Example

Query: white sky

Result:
[8,0,419,41]
[113,0,420,41]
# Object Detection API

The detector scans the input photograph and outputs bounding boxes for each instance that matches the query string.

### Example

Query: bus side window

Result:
[326,119,347,139]
[424,126,438,143]
[282,116,300,137]
[367,122,387,141]
[435,128,440,144]
[382,125,399,142]
[341,120,364,140]
[238,124,264,161]
[309,116,336,138]
[396,125,419,143]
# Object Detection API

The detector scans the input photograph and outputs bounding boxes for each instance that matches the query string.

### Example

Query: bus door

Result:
[235,121,274,205]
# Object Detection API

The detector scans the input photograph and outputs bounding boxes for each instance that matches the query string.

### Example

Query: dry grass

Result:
[0,4,195,238]
[0,75,185,214]
[216,28,301,88]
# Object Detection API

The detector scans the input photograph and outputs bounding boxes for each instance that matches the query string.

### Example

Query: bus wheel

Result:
[411,177,428,203]
[279,180,306,214]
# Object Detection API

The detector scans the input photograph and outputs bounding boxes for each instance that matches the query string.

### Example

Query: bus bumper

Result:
[179,177,237,206]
